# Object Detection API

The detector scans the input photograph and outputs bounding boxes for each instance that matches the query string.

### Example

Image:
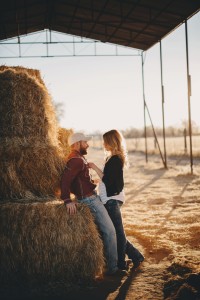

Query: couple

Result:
[60,129,144,276]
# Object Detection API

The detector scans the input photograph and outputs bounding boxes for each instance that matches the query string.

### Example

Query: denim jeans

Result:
[104,199,142,269]
[78,194,118,273]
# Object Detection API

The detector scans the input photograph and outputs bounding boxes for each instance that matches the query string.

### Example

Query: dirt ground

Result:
[82,147,200,300]
[1,148,200,300]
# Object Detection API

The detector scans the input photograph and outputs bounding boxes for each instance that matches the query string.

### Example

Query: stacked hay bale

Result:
[58,127,73,161]
[0,66,65,199]
[0,201,104,285]
[0,66,105,289]
[0,65,45,85]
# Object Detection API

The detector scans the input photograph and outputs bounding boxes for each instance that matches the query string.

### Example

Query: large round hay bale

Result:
[0,68,58,143]
[0,200,105,285]
[0,67,68,200]
[0,65,45,85]
[0,137,65,199]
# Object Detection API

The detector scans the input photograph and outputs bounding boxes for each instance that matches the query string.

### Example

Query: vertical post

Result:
[183,128,187,154]
[73,36,75,56]
[159,41,167,168]
[50,29,52,43]
[185,20,193,174]
[94,41,97,56]
[141,52,148,163]
[18,36,21,57]
[46,29,49,57]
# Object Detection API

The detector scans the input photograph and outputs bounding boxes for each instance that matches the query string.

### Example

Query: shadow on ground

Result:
[0,267,141,300]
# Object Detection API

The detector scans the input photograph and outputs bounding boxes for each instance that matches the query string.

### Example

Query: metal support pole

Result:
[145,102,166,168]
[141,52,148,163]
[50,29,52,43]
[94,41,97,55]
[141,51,166,168]
[18,36,21,57]
[185,20,193,174]
[159,41,167,169]
[73,36,75,55]
[46,29,49,57]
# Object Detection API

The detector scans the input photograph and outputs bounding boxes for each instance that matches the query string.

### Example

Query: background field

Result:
[86,147,200,300]
[92,135,200,158]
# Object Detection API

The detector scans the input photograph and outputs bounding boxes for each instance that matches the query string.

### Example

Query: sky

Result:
[0,12,199,135]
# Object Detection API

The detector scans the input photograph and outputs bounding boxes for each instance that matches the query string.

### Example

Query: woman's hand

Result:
[88,162,96,169]
[88,162,103,179]
[93,178,100,184]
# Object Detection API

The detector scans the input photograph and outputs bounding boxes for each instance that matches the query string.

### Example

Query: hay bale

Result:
[0,66,105,298]
[58,127,73,160]
[0,65,45,85]
[0,68,58,144]
[0,201,105,285]
[0,67,68,200]
[0,138,65,199]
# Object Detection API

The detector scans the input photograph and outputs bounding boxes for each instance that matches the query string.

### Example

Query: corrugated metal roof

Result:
[0,0,199,50]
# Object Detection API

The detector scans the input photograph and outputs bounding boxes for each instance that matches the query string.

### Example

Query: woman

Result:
[89,129,144,270]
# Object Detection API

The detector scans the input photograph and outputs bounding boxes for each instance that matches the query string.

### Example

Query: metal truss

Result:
[0,29,142,58]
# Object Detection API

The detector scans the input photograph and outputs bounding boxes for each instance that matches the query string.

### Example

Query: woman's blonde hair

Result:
[103,129,129,168]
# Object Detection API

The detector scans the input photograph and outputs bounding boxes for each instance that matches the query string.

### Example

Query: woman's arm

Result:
[88,162,103,179]
[102,156,122,186]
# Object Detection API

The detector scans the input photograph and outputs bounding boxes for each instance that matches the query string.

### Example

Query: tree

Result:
[52,101,65,123]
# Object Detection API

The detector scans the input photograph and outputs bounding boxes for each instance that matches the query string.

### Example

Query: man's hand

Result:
[65,202,77,215]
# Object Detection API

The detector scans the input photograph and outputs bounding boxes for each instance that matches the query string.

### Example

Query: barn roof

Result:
[0,0,199,51]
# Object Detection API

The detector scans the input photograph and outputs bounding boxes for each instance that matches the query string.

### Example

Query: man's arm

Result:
[65,202,77,215]
[61,158,84,214]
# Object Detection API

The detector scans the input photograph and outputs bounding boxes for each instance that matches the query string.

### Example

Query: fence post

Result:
[184,128,187,154]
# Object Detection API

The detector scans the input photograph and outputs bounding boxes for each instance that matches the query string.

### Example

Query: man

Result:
[61,132,125,276]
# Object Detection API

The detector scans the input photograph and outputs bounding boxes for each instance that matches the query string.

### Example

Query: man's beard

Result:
[80,147,87,155]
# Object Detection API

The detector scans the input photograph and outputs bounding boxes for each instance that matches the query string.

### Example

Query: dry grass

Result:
[126,136,200,157]
[92,136,200,158]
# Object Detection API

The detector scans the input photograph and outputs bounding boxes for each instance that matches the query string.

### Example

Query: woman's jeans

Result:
[104,199,127,269]
[78,194,118,273]
[104,199,142,269]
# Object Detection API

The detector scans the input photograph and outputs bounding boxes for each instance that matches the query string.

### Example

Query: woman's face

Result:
[103,140,111,151]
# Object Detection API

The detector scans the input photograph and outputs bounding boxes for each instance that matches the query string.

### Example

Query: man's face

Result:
[79,141,89,155]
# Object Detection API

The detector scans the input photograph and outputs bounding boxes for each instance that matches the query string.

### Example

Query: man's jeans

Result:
[78,194,118,273]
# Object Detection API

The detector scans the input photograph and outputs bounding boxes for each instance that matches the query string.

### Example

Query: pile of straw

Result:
[0,67,70,200]
[0,201,105,284]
